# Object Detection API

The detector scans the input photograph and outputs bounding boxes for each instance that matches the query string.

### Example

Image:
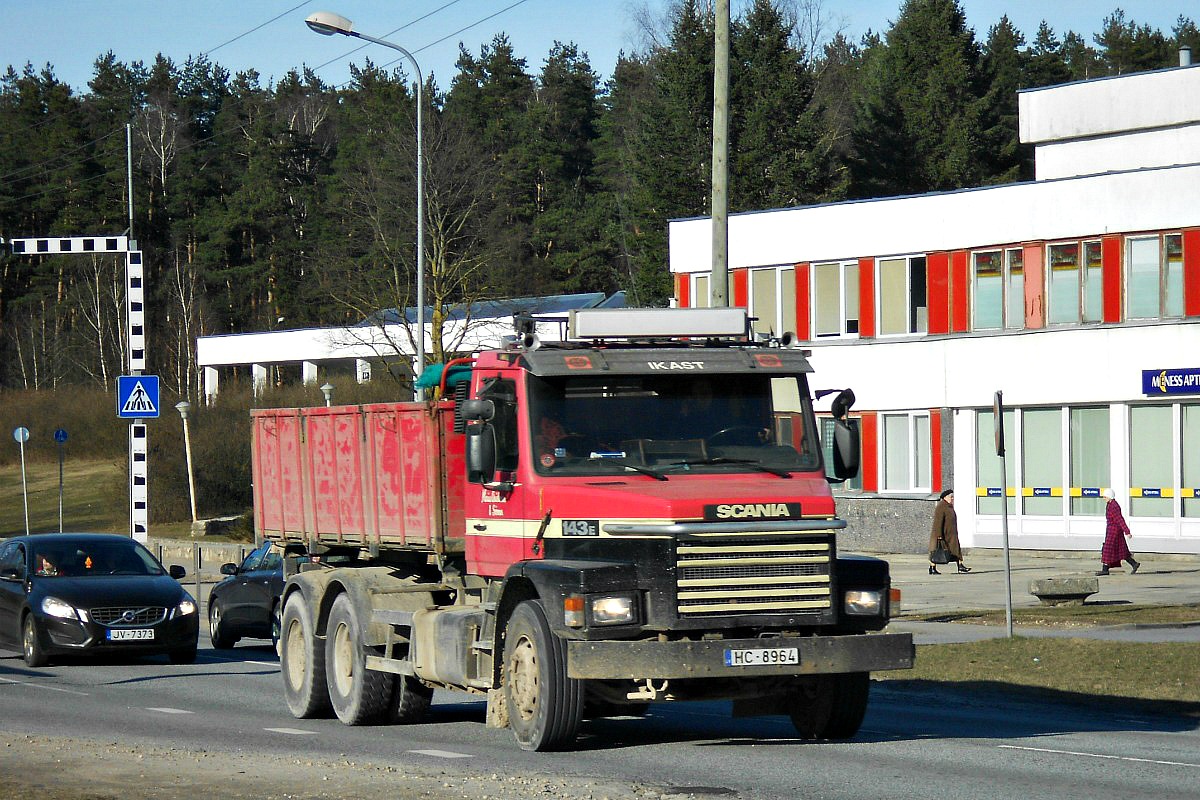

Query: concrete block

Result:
[1028,573,1100,606]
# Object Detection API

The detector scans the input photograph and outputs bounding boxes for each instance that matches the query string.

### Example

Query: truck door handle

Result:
[473,524,487,531]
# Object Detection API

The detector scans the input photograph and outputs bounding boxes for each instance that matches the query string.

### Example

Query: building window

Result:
[750,268,778,336]
[1047,241,1102,325]
[811,261,858,338]
[1130,405,1172,517]
[1069,407,1109,516]
[1022,408,1063,514]
[972,248,1025,330]
[1127,233,1184,320]
[976,408,1016,515]
[881,412,930,492]
[820,416,862,490]
[877,256,927,336]
[1006,249,1024,329]
[1185,404,1200,519]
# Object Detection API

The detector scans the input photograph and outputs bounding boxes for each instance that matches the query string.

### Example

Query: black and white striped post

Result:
[6,235,152,541]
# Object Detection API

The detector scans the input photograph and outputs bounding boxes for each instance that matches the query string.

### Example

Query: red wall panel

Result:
[733,268,749,308]
[1102,235,1123,323]
[857,257,876,338]
[926,252,950,334]
[951,251,970,332]
[676,273,690,308]
[860,412,878,493]
[795,262,811,341]
[1185,229,1200,317]
[1022,243,1045,329]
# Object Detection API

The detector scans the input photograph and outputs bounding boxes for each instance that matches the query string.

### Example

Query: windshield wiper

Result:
[666,457,792,479]
[586,455,668,481]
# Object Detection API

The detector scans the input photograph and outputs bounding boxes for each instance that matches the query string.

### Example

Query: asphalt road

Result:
[2,634,1198,800]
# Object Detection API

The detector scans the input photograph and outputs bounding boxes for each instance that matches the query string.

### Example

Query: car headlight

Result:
[176,598,197,616]
[590,595,636,625]
[843,589,884,616]
[41,596,80,620]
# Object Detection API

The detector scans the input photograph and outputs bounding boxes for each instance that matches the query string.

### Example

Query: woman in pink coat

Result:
[1099,488,1140,576]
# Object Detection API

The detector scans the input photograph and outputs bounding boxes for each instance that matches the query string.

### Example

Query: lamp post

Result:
[306,11,426,399]
[320,382,334,407]
[175,401,198,525]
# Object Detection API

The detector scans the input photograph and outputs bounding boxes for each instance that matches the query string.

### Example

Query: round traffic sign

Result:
[13,426,30,444]
[54,428,68,444]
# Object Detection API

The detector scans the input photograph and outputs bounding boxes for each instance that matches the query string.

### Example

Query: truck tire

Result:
[503,600,584,751]
[208,600,236,649]
[280,593,332,718]
[787,672,870,740]
[325,593,395,725]
[390,676,434,724]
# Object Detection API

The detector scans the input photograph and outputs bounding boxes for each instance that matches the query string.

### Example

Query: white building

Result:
[668,60,1200,555]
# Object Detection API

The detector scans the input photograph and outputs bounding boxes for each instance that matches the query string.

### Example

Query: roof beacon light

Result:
[568,308,748,340]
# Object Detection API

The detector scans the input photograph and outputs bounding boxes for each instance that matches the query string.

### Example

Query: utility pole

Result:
[710,0,730,307]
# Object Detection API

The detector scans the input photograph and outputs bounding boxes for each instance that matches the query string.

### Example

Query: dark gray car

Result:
[207,541,301,649]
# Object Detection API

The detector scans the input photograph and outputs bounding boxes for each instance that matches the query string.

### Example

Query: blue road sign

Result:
[54,428,68,443]
[117,375,160,419]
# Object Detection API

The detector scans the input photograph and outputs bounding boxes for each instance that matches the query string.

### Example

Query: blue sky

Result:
[2,1,1191,93]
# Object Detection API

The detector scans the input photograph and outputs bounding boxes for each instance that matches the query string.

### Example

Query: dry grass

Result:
[911,604,1200,627]
[880,637,1200,710]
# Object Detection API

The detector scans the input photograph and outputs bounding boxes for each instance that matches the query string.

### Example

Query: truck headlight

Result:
[591,595,636,625]
[843,590,883,616]
[41,596,80,620]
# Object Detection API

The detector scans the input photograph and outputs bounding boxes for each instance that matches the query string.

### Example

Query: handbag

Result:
[930,539,951,564]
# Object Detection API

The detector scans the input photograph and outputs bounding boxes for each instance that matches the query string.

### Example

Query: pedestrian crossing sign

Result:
[117,375,160,419]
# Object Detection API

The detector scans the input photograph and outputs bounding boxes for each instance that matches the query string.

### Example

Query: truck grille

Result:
[675,533,832,615]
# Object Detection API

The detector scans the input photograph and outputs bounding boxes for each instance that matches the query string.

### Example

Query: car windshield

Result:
[33,540,163,578]
[527,372,822,477]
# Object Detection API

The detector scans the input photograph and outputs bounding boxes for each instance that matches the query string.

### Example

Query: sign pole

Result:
[13,427,31,535]
[995,391,1013,639]
[55,428,68,534]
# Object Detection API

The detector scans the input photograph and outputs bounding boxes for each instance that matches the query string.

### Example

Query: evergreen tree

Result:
[849,0,989,198]
[979,16,1029,183]
[1024,23,1072,88]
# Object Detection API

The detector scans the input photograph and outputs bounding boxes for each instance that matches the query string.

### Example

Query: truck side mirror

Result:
[466,424,498,485]
[832,418,860,480]
[461,399,495,422]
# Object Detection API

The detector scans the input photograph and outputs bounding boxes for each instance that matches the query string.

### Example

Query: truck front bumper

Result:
[567,632,914,680]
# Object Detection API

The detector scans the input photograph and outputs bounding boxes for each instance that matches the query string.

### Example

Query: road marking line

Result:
[264,727,319,735]
[0,677,88,696]
[1000,745,1200,768]
[245,661,279,667]
[146,707,193,714]
[408,749,472,759]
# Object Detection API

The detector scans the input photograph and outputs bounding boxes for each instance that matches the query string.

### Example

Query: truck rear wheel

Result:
[504,600,584,751]
[280,593,331,718]
[326,593,395,725]
[390,675,434,724]
[786,672,870,740]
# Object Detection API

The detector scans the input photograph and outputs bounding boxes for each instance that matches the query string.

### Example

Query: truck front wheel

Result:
[504,600,584,751]
[280,593,331,718]
[326,593,395,725]
[786,672,870,740]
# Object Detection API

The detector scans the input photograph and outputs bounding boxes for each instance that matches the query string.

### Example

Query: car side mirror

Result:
[220,562,238,576]
[169,565,187,580]
[0,567,19,580]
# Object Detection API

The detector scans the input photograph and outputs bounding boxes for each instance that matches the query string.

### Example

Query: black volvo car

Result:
[0,533,199,666]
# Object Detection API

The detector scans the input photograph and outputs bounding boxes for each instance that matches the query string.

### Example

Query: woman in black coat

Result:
[929,489,970,574]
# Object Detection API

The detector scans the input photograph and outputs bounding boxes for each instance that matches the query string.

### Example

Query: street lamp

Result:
[175,401,198,525]
[320,382,335,407]
[306,11,426,399]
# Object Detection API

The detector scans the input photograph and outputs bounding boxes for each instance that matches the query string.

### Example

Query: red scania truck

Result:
[253,307,914,751]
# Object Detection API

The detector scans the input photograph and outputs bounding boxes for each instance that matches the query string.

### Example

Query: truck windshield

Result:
[527,372,822,477]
